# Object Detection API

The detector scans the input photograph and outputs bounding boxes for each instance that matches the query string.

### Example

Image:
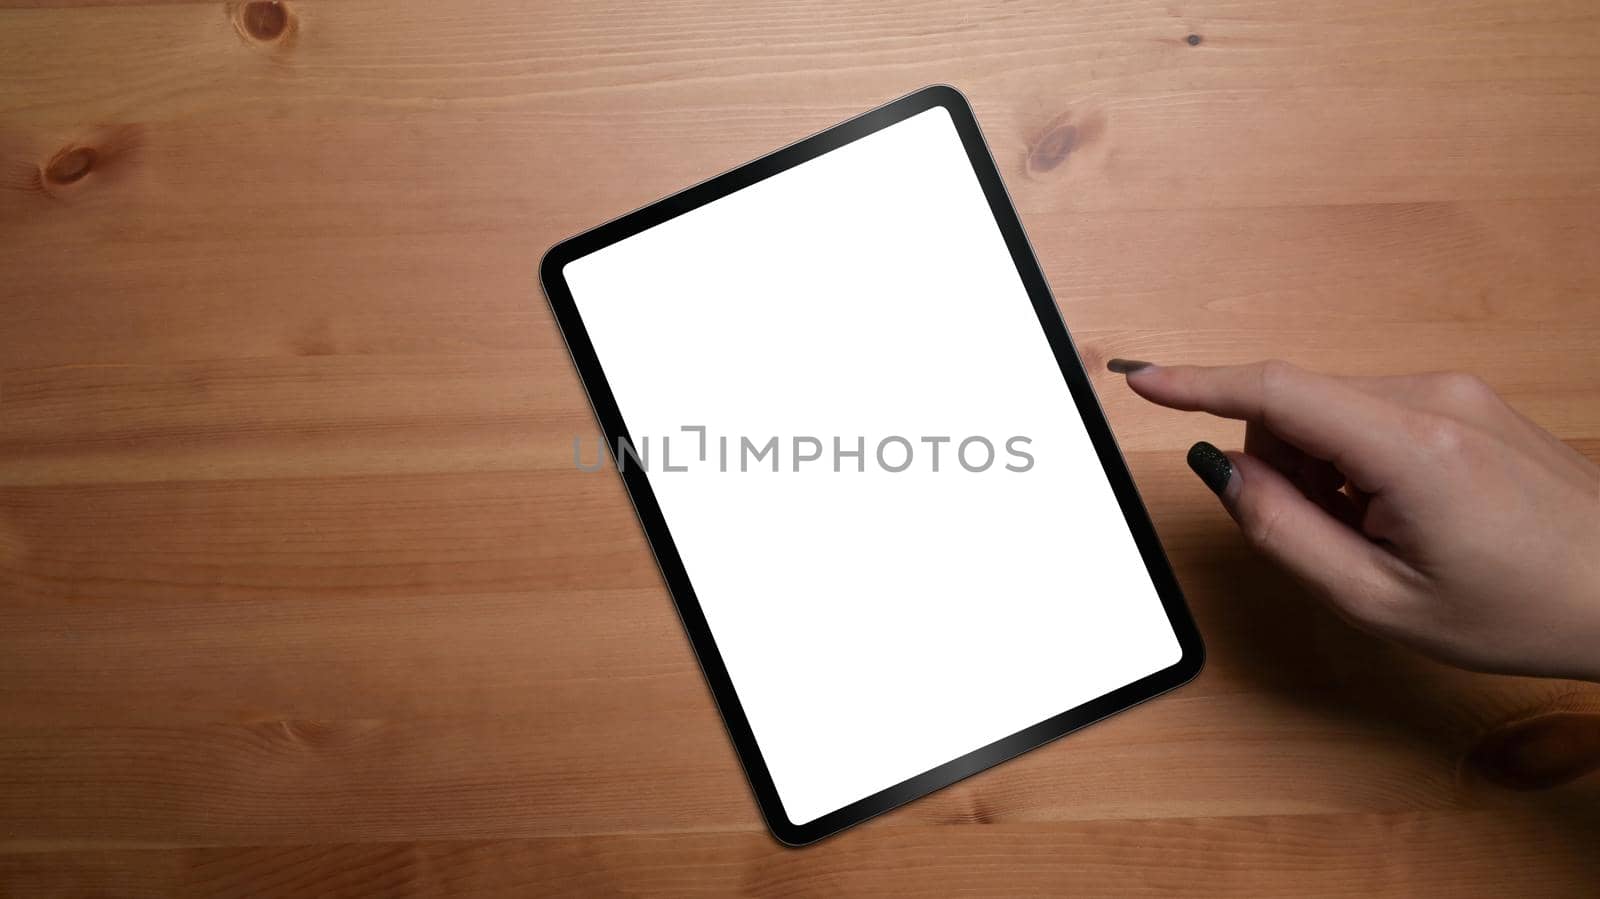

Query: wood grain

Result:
[2,0,1598,895]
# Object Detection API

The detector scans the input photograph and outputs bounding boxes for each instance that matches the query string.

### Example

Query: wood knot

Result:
[237,0,292,43]
[1026,110,1104,176]
[1468,702,1600,790]
[13,126,142,198]
[44,146,96,185]
[1027,123,1078,174]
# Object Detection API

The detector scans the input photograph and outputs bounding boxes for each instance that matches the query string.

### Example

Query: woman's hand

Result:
[1109,359,1600,682]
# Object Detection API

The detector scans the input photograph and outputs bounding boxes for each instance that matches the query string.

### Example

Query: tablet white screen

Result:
[561,105,1183,827]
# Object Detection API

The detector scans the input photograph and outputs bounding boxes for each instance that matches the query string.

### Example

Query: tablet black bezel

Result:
[539,84,1204,847]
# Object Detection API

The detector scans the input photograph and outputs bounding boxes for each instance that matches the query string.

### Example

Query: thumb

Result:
[1186,441,1411,626]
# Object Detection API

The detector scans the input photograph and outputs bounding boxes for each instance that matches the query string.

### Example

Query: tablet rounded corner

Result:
[919,83,974,119]
[760,805,817,849]
[538,238,578,298]
[1172,631,1207,689]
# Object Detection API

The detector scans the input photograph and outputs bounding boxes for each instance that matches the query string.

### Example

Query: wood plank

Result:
[3,199,1598,372]
[2,327,1595,487]
[6,812,1600,897]
[3,661,1597,848]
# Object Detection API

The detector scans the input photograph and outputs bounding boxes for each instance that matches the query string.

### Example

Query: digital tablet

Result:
[539,85,1203,845]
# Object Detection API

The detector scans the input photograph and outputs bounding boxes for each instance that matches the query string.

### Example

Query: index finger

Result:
[1118,360,1411,492]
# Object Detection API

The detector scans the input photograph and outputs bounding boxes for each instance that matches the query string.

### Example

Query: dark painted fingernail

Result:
[1107,358,1152,374]
[1187,441,1232,495]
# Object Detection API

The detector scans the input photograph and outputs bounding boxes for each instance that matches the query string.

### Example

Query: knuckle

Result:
[1257,359,1296,405]
[1432,372,1496,410]
[1259,358,1296,385]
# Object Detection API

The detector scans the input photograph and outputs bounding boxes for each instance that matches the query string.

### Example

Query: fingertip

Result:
[1186,441,1233,497]
[1115,361,1192,411]
[1220,450,1269,507]
[1203,451,1293,535]
[1119,364,1171,409]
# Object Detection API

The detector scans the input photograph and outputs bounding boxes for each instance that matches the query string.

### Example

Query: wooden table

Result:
[3,0,1599,895]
